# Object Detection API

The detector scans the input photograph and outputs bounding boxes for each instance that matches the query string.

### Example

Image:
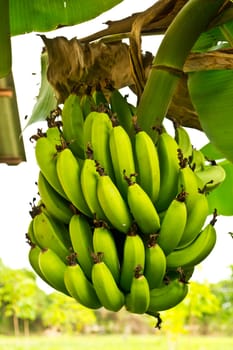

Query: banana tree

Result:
[2,0,233,215]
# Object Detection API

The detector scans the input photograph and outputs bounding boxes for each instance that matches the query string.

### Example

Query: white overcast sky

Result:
[1,0,233,291]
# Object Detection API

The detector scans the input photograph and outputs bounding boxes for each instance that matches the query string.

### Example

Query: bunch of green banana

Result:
[26,90,225,325]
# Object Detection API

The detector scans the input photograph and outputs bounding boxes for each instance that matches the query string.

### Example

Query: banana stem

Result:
[136,0,226,140]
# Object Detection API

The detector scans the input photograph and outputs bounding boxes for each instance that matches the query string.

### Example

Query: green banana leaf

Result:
[191,14,233,52]
[200,142,225,161]
[188,69,233,164]
[24,51,57,129]
[0,0,122,78]
[192,25,227,52]
[10,0,122,35]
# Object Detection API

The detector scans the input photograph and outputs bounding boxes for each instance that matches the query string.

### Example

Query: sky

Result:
[1,0,233,292]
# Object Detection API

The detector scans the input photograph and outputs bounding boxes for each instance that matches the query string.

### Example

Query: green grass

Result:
[0,334,232,350]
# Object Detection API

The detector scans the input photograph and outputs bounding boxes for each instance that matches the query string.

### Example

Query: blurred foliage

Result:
[0,259,233,336]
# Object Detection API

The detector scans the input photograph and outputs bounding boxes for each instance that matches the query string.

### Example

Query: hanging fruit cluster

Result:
[26,87,225,327]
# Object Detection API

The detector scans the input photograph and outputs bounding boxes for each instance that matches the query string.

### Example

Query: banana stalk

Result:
[136,0,225,139]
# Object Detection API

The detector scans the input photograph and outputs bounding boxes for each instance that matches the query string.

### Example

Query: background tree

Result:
[209,265,233,335]
[0,259,46,336]
[41,292,97,334]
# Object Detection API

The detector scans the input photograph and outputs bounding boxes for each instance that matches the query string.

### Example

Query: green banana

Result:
[125,265,150,314]
[147,278,189,312]
[80,93,95,119]
[39,248,69,295]
[166,266,195,283]
[34,128,67,199]
[56,147,92,217]
[37,171,73,224]
[125,175,160,235]
[96,165,132,234]
[83,111,97,149]
[134,127,160,204]
[174,122,193,161]
[195,162,226,191]
[61,93,85,159]
[91,253,125,312]
[43,119,62,141]
[26,218,37,245]
[64,253,102,309]
[109,87,134,137]
[28,244,50,284]
[144,235,166,289]
[92,86,109,107]
[120,230,145,293]
[83,111,115,181]
[155,130,180,212]
[80,150,108,221]
[109,124,136,199]
[157,190,187,255]
[69,214,94,280]
[178,189,209,248]
[166,212,217,269]
[190,148,206,171]
[177,159,209,248]
[32,208,70,262]
[177,159,200,196]
[93,222,120,283]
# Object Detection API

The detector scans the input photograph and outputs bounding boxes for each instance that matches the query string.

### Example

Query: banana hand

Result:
[166,211,217,269]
